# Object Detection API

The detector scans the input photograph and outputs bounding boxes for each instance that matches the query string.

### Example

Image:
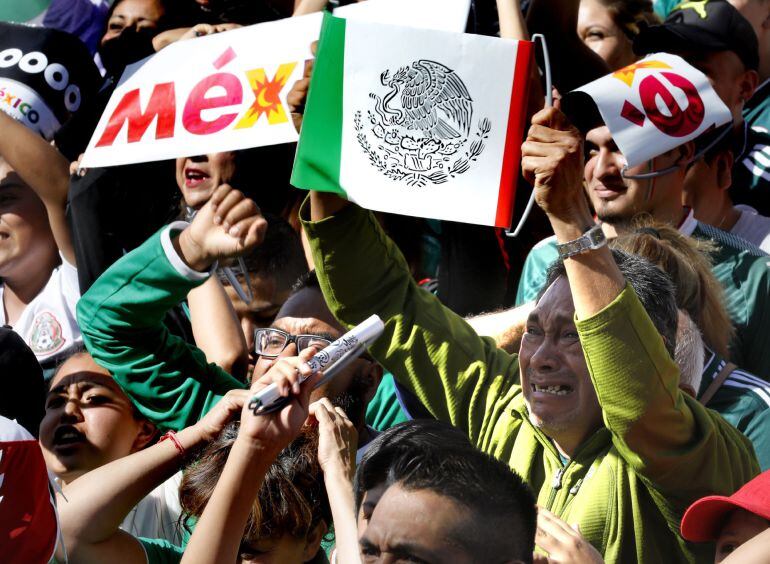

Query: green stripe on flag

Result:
[291,13,347,196]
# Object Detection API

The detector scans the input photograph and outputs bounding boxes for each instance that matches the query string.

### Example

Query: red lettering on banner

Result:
[96,82,176,147]
[182,72,243,135]
[621,100,646,127]
[638,72,705,137]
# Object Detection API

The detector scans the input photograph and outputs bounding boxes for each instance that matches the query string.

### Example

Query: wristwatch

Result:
[556,224,607,259]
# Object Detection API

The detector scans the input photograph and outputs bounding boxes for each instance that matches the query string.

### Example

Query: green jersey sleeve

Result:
[76,222,243,431]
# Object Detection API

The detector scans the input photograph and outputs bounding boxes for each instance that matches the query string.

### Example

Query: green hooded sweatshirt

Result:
[299,201,759,563]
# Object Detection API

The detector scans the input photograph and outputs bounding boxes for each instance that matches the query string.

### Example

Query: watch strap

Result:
[556,224,606,259]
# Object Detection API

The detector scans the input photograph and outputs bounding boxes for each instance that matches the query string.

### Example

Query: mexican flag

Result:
[291,13,533,228]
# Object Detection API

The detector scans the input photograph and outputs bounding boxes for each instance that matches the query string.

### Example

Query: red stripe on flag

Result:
[494,40,534,228]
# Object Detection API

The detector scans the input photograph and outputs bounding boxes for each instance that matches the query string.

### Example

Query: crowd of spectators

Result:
[2,0,770,563]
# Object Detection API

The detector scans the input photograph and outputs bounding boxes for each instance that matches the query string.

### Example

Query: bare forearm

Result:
[0,110,70,206]
[496,0,528,40]
[0,110,75,262]
[549,215,624,320]
[60,426,202,543]
[188,277,248,379]
[293,0,328,15]
[325,470,362,564]
[181,437,275,564]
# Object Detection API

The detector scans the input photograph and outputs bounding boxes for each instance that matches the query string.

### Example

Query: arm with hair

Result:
[303,193,522,450]
[77,224,243,431]
[0,109,75,264]
[465,301,535,354]
[187,277,249,381]
[57,391,249,564]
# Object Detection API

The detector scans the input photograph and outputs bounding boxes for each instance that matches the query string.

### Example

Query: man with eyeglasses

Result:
[77,186,384,456]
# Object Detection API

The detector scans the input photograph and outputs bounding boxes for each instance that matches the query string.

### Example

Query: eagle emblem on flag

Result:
[355,59,491,187]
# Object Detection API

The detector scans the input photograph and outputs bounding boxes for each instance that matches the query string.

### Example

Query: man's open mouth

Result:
[531,384,572,396]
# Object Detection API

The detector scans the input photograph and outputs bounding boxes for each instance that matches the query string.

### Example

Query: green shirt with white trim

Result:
[699,350,770,471]
[730,120,770,217]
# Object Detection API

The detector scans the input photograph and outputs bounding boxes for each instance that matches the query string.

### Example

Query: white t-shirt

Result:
[0,255,81,363]
[121,471,185,545]
[732,205,770,253]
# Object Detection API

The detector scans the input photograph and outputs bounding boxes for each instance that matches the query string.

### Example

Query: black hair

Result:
[51,342,90,387]
[180,423,331,558]
[239,213,308,293]
[538,248,678,357]
[105,0,201,32]
[291,270,322,296]
[383,444,537,563]
[49,343,146,421]
[354,420,474,512]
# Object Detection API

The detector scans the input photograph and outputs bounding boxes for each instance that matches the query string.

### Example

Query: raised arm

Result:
[303,193,521,449]
[57,390,250,564]
[0,109,74,263]
[181,350,322,564]
[497,0,528,40]
[187,277,249,380]
[311,399,361,564]
[522,106,758,494]
[521,106,624,317]
[77,185,266,430]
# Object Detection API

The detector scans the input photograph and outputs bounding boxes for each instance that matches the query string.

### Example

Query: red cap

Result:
[681,470,770,542]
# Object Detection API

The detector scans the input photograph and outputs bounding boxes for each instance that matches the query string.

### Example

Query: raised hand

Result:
[191,388,252,443]
[237,347,322,455]
[521,104,591,226]
[310,398,358,480]
[287,42,317,133]
[533,508,604,564]
[177,183,267,271]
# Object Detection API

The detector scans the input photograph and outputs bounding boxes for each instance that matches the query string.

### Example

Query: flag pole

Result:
[506,33,551,238]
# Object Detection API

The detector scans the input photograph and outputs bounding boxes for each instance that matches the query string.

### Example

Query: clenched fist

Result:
[521,106,591,226]
[176,184,268,271]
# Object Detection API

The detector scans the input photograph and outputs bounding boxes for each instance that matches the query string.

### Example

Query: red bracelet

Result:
[159,430,186,457]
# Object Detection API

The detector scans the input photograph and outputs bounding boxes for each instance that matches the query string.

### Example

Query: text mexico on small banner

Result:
[291,13,533,228]
[80,14,323,169]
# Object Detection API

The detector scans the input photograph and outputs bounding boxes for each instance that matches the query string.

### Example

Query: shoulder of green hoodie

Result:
[76,221,243,431]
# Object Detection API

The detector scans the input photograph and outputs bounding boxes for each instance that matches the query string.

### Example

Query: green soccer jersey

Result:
[730,119,770,216]
[699,350,770,471]
[515,216,770,379]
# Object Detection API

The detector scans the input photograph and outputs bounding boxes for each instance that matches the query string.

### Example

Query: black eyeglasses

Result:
[254,328,332,358]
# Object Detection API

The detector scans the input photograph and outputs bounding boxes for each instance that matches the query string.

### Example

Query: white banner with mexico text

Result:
[80,0,473,169]
[80,14,323,168]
